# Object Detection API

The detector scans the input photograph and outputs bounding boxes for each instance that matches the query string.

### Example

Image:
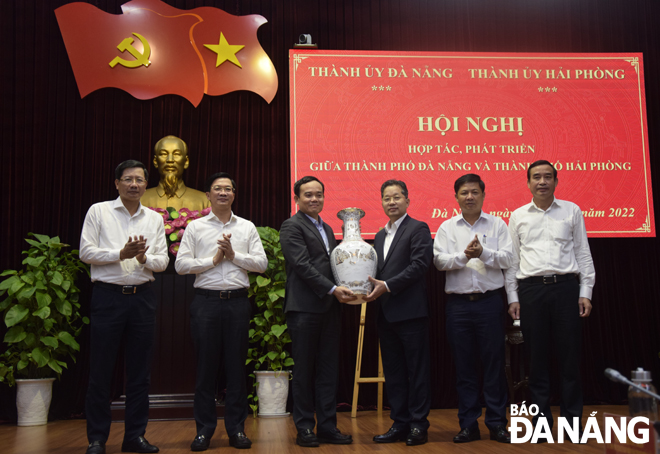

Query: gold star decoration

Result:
[204,32,245,68]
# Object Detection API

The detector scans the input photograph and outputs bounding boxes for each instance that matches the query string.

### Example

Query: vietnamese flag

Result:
[128,0,278,103]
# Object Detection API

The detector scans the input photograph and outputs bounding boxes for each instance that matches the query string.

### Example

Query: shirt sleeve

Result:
[79,205,121,265]
[231,223,268,273]
[572,205,595,300]
[143,213,169,272]
[504,212,521,304]
[432,222,469,270]
[174,223,215,275]
[480,218,513,270]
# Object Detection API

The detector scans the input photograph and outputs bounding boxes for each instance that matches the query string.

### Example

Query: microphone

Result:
[605,368,632,385]
[604,368,660,401]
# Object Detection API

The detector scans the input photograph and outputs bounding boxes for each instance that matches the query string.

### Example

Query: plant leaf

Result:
[35,291,52,308]
[58,332,79,350]
[271,324,286,338]
[31,233,51,244]
[32,306,51,319]
[47,358,62,374]
[51,271,64,286]
[25,256,46,268]
[256,276,270,287]
[31,348,49,367]
[40,336,59,348]
[4,326,26,343]
[5,305,29,327]
[55,300,73,316]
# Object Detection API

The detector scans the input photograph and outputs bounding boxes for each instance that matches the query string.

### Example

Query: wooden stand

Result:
[351,302,385,418]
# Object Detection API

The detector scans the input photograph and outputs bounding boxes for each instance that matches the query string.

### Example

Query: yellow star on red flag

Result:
[204,32,244,68]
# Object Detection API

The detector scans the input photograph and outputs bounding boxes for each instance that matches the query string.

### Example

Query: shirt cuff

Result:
[384,281,390,292]
[328,285,337,295]
[506,291,519,303]
[579,286,593,300]
[479,247,493,263]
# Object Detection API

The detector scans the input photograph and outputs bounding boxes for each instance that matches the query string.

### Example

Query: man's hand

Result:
[508,302,520,320]
[214,233,233,265]
[363,276,388,302]
[333,286,357,303]
[579,297,592,317]
[120,236,149,263]
[464,234,483,259]
[212,233,234,266]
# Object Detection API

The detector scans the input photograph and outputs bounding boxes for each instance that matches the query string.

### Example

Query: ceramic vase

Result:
[330,208,378,304]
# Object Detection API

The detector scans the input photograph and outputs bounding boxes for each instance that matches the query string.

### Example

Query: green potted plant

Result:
[246,226,293,417]
[0,233,89,425]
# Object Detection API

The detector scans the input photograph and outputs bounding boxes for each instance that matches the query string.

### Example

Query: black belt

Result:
[95,281,151,295]
[195,288,249,299]
[452,289,500,302]
[519,273,577,285]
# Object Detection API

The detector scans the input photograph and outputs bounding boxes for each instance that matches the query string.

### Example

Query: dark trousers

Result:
[445,292,508,430]
[86,285,157,443]
[519,278,582,428]
[190,293,250,438]
[286,305,340,433]
[377,312,431,431]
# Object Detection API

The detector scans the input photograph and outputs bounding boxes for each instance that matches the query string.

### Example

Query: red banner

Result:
[289,50,654,238]
[55,0,277,106]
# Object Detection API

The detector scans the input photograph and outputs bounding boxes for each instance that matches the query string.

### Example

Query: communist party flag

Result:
[55,0,278,106]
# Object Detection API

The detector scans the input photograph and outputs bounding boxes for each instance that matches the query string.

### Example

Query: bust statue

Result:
[141,135,211,211]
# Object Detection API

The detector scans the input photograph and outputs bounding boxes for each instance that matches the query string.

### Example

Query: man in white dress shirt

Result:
[80,160,169,454]
[175,172,267,452]
[433,174,512,444]
[505,160,595,436]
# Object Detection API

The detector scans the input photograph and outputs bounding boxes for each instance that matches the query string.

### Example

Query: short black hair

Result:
[527,160,557,181]
[454,174,485,194]
[205,172,237,193]
[115,160,148,181]
[380,179,408,198]
[294,176,324,197]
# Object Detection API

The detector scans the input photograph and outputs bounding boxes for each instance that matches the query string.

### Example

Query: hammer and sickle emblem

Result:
[109,33,151,68]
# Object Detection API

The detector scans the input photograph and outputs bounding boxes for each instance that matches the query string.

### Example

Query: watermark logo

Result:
[510,402,651,444]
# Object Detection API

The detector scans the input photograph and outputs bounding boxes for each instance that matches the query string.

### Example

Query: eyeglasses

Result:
[119,177,147,185]
[382,196,404,203]
[211,186,234,193]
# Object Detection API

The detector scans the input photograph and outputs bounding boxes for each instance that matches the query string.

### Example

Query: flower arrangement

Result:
[148,207,212,256]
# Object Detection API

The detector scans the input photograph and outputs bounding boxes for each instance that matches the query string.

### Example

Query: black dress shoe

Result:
[121,436,159,453]
[296,429,319,448]
[373,427,408,443]
[489,425,511,443]
[406,428,428,446]
[190,434,210,451]
[453,427,481,443]
[229,432,252,449]
[86,441,106,454]
[317,428,352,444]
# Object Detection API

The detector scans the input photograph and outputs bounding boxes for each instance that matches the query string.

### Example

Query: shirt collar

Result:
[155,180,188,199]
[208,210,235,225]
[458,210,486,227]
[113,197,144,216]
[303,212,324,228]
[384,213,407,233]
[529,196,559,212]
